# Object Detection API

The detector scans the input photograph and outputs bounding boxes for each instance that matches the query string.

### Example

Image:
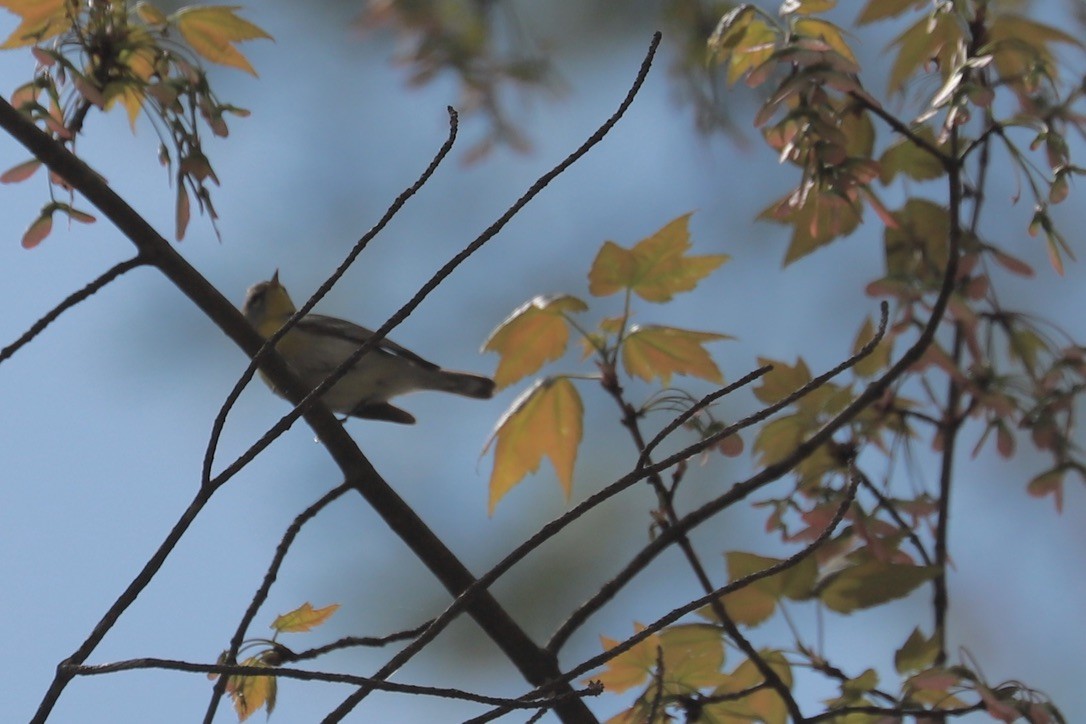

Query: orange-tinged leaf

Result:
[0,0,69,48]
[1,158,41,183]
[271,602,339,633]
[228,657,276,722]
[135,1,168,26]
[21,211,52,249]
[483,294,587,389]
[487,377,583,513]
[759,188,863,265]
[622,325,729,386]
[590,627,658,693]
[589,214,729,302]
[172,6,272,75]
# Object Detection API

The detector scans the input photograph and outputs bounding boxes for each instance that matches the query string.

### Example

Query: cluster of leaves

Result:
[358,0,560,161]
[0,0,270,245]
[499,1,1083,721]
[483,213,734,513]
[210,602,339,722]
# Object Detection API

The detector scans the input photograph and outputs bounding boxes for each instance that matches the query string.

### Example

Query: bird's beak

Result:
[271,269,280,285]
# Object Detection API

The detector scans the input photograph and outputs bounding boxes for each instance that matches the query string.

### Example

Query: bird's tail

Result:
[432,370,496,399]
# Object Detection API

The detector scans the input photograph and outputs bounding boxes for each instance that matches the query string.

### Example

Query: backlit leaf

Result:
[487,377,583,512]
[895,627,939,673]
[172,6,272,76]
[0,0,70,48]
[622,325,730,385]
[657,624,727,692]
[271,602,339,633]
[589,214,729,302]
[590,626,658,693]
[879,127,946,184]
[886,13,963,95]
[705,651,792,724]
[856,0,923,25]
[753,357,810,404]
[483,294,587,389]
[819,559,940,612]
[1,158,41,183]
[227,657,276,722]
[759,187,863,264]
[21,210,52,249]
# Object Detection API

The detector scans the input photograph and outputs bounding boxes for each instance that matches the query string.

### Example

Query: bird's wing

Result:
[298,314,440,370]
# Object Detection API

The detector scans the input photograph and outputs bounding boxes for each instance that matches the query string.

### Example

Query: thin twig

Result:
[68,658,600,710]
[201,108,460,489]
[0,256,145,364]
[322,31,663,724]
[475,472,864,722]
[204,482,352,723]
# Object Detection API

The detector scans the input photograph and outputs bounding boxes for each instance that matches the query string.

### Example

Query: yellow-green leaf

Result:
[227,657,276,722]
[0,0,70,48]
[886,13,963,95]
[657,624,728,693]
[753,357,810,404]
[483,294,587,389]
[588,241,639,298]
[590,625,658,693]
[589,214,729,302]
[878,127,946,184]
[172,6,272,76]
[819,559,940,613]
[794,17,856,64]
[135,1,168,26]
[895,627,939,674]
[709,551,817,626]
[487,377,583,513]
[622,325,729,386]
[856,0,924,25]
[706,651,792,724]
[271,602,339,633]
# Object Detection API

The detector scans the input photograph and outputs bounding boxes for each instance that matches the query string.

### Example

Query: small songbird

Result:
[242,272,495,424]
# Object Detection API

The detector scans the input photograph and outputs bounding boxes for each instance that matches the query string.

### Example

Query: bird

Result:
[242,272,495,424]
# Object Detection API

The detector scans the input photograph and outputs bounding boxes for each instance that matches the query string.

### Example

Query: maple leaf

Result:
[704,651,792,724]
[271,602,339,634]
[172,6,272,76]
[486,377,583,513]
[590,626,659,694]
[621,325,730,386]
[588,213,729,302]
[0,0,70,48]
[227,657,276,722]
[483,294,588,389]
